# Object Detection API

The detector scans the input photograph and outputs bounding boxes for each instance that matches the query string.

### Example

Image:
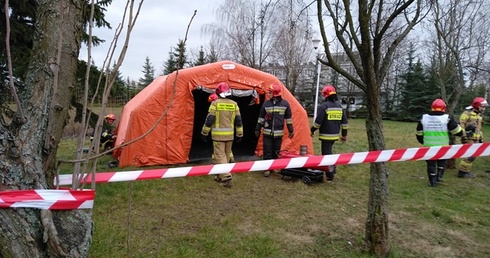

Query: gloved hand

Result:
[235,136,242,143]
[201,134,208,143]
[255,130,260,138]
[310,126,316,137]
[288,132,294,139]
[461,136,468,144]
[341,136,347,143]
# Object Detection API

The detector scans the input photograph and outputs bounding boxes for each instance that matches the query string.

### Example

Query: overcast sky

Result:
[79,0,224,81]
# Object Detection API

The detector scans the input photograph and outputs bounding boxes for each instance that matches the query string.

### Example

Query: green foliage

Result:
[138,56,155,88]
[75,60,126,103]
[163,39,188,75]
[396,48,439,121]
[192,46,207,67]
[0,0,113,80]
[0,0,37,79]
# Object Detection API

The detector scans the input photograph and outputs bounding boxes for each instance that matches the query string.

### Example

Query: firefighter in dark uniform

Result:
[255,83,294,177]
[416,99,463,187]
[457,96,488,178]
[310,84,348,181]
[201,82,243,187]
[101,114,116,147]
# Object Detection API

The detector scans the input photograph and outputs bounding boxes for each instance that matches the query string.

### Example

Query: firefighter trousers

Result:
[213,140,233,180]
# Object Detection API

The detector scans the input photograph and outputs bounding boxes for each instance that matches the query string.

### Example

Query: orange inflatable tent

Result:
[113,61,313,167]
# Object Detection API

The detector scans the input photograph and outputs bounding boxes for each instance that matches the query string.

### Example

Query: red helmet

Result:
[216,82,231,97]
[431,98,446,112]
[321,84,337,97]
[267,84,281,97]
[471,97,488,110]
[208,92,218,103]
[104,113,116,121]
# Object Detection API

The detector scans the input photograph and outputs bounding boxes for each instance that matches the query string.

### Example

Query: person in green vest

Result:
[416,98,463,187]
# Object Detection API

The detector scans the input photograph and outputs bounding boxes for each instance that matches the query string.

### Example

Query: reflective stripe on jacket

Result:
[415,111,462,145]
[202,98,243,141]
[255,97,293,138]
[460,108,483,140]
[420,114,450,146]
[312,100,348,141]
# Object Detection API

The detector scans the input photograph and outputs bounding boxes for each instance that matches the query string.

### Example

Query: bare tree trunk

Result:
[364,109,390,256]
[0,0,92,256]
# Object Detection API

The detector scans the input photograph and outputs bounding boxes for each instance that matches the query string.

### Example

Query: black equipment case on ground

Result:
[279,168,325,185]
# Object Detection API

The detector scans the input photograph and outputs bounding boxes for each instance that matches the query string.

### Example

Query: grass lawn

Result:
[59,118,490,257]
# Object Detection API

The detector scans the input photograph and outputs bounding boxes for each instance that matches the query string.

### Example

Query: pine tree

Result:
[207,45,219,63]
[174,39,188,69]
[138,56,155,88]
[162,48,176,75]
[192,46,206,67]
[397,50,438,121]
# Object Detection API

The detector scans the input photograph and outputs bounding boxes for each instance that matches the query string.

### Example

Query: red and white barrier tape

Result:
[0,189,94,210]
[56,143,490,186]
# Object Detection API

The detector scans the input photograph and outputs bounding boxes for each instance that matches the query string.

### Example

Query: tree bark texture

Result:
[364,86,390,257]
[0,0,92,257]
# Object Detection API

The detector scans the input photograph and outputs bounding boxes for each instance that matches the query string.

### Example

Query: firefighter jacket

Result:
[201,98,243,141]
[255,97,293,138]
[311,99,348,141]
[415,112,462,146]
[459,107,484,141]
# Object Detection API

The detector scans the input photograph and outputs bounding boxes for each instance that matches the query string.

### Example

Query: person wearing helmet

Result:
[416,98,463,187]
[255,83,294,177]
[310,84,348,182]
[100,113,117,152]
[207,91,235,162]
[207,92,218,103]
[457,96,488,178]
[201,82,243,187]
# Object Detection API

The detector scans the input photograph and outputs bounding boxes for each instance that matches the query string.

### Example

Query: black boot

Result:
[437,168,445,182]
[457,170,475,178]
[325,171,335,181]
[428,174,438,187]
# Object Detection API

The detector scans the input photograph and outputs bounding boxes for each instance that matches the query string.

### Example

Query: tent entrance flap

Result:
[189,89,262,163]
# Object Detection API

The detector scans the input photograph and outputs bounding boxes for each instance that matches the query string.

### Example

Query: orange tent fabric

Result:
[113,61,313,167]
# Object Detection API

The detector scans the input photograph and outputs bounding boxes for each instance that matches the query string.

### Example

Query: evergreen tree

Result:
[162,48,177,75]
[163,39,188,74]
[138,56,155,88]
[192,46,206,67]
[174,39,188,69]
[109,63,127,101]
[0,0,113,80]
[397,48,438,121]
[206,45,219,63]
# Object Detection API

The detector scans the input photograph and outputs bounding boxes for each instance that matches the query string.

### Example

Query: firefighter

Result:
[255,83,294,177]
[310,84,348,181]
[100,114,117,150]
[416,99,463,187]
[207,92,218,103]
[201,82,243,187]
[457,96,488,178]
[207,91,235,163]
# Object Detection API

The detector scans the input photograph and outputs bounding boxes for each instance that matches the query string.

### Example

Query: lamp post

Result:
[312,39,322,120]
